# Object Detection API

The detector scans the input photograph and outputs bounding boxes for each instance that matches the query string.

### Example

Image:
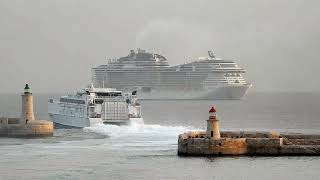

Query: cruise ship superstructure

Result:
[92,49,252,100]
[48,85,143,128]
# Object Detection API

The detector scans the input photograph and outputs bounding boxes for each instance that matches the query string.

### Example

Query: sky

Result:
[0,0,319,93]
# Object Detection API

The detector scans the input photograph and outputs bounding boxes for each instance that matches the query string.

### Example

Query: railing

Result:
[95,96,126,101]
[0,112,20,118]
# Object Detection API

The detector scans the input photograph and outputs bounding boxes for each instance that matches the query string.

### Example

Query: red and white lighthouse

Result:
[209,106,217,120]
[206,106,221,139]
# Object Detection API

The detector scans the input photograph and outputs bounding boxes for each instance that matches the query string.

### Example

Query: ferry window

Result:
[100,92,120,96]
[220,64,235,68]
[95,99,104,104]
[60,98,85,104]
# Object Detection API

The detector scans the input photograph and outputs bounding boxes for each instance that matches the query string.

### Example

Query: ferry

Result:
[48,85,143,128]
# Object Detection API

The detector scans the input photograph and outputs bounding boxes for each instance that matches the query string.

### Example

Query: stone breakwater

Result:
[0,118,53,137]
[177,106,320,156]
[178,131,320,156]
[0,84,53,138]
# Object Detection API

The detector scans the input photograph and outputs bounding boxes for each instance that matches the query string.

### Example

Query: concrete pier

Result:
[0,84,53,137]
[178,106,320,156]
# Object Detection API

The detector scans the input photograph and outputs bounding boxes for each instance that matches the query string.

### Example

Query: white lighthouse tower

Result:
[206,106,221,139]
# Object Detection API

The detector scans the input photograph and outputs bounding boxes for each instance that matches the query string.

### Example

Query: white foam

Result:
[84,122,197,139]
[84,122,201,152]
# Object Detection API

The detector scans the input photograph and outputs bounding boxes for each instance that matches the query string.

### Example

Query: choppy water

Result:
[0,92,320,180]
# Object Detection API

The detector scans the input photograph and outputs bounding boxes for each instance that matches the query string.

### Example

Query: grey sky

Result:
[0,0,319,93]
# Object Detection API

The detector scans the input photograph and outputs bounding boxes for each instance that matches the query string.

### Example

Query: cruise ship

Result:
[92,49,252,100]
[48,85,143,128]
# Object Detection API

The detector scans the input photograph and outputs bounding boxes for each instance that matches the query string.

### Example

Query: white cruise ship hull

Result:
[135,84,252,100]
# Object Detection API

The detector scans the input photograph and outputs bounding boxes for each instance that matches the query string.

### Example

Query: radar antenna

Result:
[208,50,216,59]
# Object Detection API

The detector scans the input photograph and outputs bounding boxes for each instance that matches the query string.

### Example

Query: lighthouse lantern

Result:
[207,106,220,139]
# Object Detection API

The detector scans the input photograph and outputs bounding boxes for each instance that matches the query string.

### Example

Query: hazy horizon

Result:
[0,0,319,93]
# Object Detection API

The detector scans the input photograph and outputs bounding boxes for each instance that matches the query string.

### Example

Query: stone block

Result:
[221,131,241,138]
[280,145,320,155]
[208,138,247,155]
[246,138,282,155]
[246,138,282,148]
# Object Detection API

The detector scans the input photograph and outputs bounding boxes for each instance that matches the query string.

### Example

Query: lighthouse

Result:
[20,84,35,124]
[206,106,220,139]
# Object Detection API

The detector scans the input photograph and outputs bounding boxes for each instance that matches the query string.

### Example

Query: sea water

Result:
[0,92,320,180]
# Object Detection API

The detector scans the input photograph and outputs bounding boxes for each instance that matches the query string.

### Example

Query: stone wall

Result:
[0,117,20,125]
[178,137,247,155]
[209,138,247,155]
[221,131,280,138]
[283,138,320,145]
[281,134,320,139]
[178,131,320,156]
[179,131,207,139]
[246,138,283,155]
[0,119,53,137]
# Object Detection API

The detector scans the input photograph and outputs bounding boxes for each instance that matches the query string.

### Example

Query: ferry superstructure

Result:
[48,85,143,128]
[92,49,252,100]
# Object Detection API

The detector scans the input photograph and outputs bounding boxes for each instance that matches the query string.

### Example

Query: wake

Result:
[83,121,201,153]
[84,121,197,139]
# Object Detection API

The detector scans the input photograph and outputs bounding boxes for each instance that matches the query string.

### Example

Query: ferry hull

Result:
[53,122,83,129]
[102,119,130,126]
[49,114,90,128]
[102,118,143,126]
[49,114,143,128]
